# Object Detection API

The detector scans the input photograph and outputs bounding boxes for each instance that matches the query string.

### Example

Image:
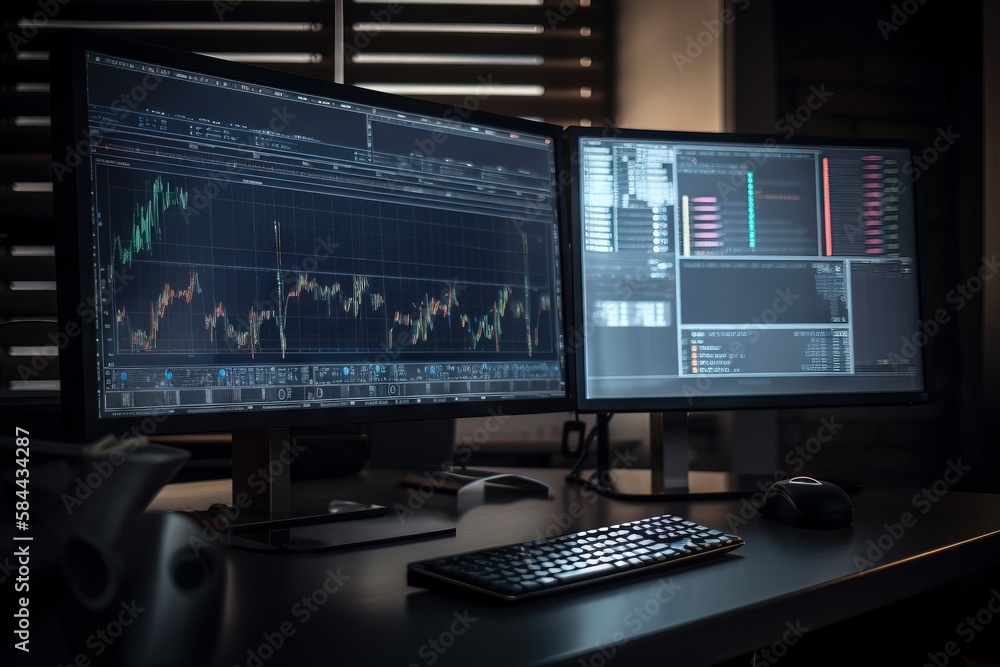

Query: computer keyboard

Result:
[407,513,744,602]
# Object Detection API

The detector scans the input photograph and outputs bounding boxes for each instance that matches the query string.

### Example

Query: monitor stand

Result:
[198,428,453,552]
[591,412,775,500]
[590,412,863,499]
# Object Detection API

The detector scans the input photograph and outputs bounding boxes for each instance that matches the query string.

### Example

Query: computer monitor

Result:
[567,126,931,496]
[49,32,571,536]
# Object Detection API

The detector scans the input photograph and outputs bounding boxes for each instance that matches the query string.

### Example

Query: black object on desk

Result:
[226,510,457,553]
[401,467,551,494]
[194,482,456,553]
[759,476,855,529]
[30,468,1000,667]
[1,435,229,667]
[408,512,743,601]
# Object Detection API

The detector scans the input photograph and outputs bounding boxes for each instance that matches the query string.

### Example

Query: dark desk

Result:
[25,468,997,667]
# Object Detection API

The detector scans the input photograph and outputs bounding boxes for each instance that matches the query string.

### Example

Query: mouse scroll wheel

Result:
[788,476,822,485]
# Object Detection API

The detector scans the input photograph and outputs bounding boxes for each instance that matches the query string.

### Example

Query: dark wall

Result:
[732,1,989,490]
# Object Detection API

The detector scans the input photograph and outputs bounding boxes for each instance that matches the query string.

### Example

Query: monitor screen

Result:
[569,127,930,411]
[52,33,570,440]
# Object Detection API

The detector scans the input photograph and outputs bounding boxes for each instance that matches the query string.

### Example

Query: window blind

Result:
[343,0,612,127]
[0,0,613,415]
[0,0,343,410]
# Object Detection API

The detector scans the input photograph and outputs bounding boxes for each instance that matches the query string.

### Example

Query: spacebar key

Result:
[552,563,617,584]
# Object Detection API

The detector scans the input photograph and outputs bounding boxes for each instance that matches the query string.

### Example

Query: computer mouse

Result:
[760,477,854,529]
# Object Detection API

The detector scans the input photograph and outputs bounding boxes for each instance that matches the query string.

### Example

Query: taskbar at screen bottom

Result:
[97,360,566,417]
[98,386,568,420]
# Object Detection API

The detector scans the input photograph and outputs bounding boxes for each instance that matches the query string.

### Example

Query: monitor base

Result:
[201,499,387,533]
[202,428,458,552]
[220,510,456,553]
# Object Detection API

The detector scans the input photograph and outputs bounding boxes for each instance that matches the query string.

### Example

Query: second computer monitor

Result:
[569,127,930,412]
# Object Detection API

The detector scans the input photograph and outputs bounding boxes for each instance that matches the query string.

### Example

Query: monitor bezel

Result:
[566,125,933,413]
[51,30,575,440]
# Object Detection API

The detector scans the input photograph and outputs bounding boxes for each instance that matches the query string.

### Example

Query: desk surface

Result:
[42,468,1000,667]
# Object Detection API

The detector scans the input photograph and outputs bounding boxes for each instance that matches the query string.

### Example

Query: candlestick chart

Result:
[97,167,558,361]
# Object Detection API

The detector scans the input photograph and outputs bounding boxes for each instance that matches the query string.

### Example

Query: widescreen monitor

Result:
[50,32,571,531]
[568,127,931,493]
